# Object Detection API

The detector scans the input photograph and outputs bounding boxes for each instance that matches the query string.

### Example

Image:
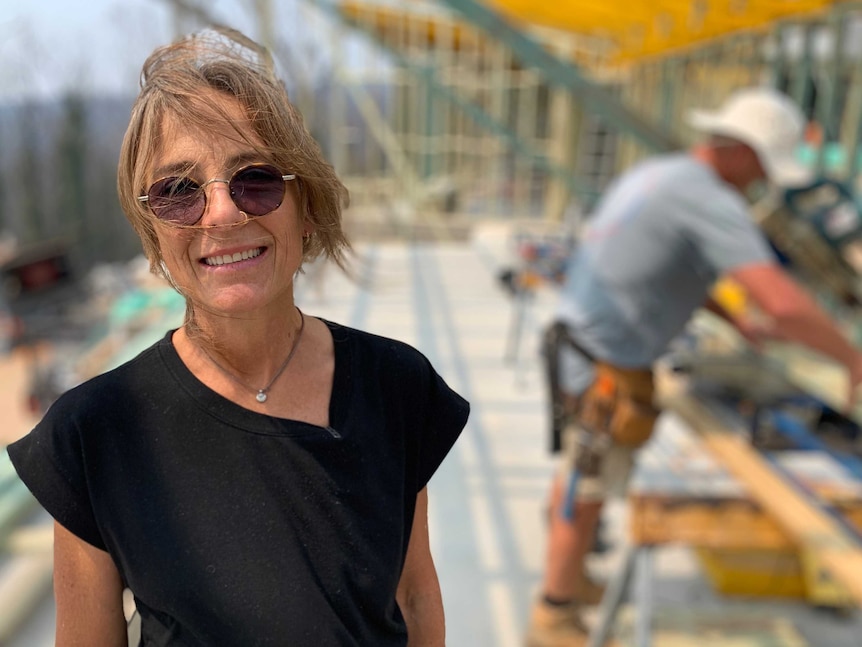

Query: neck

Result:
[182,300,305,384]
[200,308,305,403]
[690,145,747,193]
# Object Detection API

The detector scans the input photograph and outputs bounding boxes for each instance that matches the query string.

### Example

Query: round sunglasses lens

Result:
[148,177,204,224]
[230,165,286,216]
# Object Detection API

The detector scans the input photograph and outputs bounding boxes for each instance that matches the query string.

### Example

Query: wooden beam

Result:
[632,497,803,550]
[666,393,862,605]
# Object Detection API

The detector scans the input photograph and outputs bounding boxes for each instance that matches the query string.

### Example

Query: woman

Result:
[8,29,468,647]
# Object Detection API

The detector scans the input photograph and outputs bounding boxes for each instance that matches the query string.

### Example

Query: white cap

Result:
[687,87,813,187]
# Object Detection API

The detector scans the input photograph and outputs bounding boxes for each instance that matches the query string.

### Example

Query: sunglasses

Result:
[138,163,296,226]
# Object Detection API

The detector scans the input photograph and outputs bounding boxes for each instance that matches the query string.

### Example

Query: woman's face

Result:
[147,94,305,321]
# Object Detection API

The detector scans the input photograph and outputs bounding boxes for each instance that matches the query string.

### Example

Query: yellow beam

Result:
[340,1,484,50]
[486,0,833,33]
[486,0,840,62]
[340,0,847,64]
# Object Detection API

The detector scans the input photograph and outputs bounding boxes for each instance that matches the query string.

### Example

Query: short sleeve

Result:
[682,191,775,275]
[6,397,105,550]
[416,363,469,490]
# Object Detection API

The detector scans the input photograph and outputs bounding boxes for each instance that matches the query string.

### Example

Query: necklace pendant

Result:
[256,391,268,403]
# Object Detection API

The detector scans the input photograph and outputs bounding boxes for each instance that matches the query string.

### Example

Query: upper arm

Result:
[54,521,128,647]
[728,261,811,319]
[397,488,445,646]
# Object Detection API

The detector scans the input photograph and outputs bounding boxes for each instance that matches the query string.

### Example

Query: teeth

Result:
[205,247,261,266]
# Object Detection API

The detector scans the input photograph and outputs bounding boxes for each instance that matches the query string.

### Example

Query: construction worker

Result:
[527,87,862,647]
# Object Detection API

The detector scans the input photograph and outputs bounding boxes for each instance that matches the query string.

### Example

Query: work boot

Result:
[573,574,606,607]
[525,599,589,647]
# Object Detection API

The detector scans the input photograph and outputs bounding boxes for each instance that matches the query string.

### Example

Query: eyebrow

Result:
[149,151,272,181]
[149,160,196,180]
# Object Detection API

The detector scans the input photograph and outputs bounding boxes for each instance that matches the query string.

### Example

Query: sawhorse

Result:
[589,545,655,647]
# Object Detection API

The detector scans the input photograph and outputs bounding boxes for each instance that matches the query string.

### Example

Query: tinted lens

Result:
[229,165,286,216]
[147,176,204,225]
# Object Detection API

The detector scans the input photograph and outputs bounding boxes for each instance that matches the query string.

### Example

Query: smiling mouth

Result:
[203,247,264,266]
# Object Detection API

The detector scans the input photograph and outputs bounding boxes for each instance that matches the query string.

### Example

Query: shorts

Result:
[558,421,637,502]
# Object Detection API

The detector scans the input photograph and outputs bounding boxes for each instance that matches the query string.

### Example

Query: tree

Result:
[57,92,89,255]
[18,103,47,242]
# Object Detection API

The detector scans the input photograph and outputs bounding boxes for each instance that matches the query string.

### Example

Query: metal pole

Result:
[633,547,655,647]
[588,546,638,647]
[816,8,846,176]
[790,23,815,116]
[846,65,862,181]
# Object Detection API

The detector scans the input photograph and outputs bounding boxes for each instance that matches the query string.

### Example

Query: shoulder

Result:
[651,156,749,220]
[325,319,432,374]
[624,153,695,183]
[45,334,170,425]
[324,319,466,420]
[688,178,752,229]
[323,317,468,392]
[600,154,707,214]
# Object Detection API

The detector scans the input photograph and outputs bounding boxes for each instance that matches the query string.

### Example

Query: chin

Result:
[198,287,271,318]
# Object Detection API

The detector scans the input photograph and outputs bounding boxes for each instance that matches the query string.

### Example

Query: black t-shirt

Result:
[8,320,469,646]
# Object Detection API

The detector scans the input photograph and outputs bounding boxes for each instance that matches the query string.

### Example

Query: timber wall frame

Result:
[323,0,862,227]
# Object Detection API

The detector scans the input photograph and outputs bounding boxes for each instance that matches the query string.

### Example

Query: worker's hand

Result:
[734,314,776,351]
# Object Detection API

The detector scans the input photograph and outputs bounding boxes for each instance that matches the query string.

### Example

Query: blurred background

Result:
[4,0,862,645]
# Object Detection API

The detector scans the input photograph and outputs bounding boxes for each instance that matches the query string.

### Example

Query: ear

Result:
[302,219,316,238]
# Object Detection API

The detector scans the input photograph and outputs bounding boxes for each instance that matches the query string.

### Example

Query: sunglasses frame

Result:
[137,163,297,226]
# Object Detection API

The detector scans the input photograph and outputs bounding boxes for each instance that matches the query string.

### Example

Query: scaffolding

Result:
[316,0,862,234]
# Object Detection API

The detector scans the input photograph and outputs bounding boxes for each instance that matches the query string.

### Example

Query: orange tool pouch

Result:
[572,363,660,448]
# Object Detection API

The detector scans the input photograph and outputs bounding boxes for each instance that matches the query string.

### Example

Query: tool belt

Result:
[543,321,660,450]
[576,362,659,448]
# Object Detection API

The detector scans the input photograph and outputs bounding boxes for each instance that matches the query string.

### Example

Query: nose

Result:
[200,179,247,226]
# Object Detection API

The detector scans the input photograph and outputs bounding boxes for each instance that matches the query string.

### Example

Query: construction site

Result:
[3,0,862,645]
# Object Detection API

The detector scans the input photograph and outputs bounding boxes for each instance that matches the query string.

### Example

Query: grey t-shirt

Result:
[557,153,774,392]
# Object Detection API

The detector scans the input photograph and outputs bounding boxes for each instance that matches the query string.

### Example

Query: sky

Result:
[0,0,355,103]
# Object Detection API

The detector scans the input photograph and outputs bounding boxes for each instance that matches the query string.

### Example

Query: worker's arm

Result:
[729,262,862,405]
[702,296,734,323]
[397,488,445,647]
[703,294,771,348]
[54,521,128,647]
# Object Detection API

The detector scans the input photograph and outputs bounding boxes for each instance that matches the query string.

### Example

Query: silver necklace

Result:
[200,308,305,403]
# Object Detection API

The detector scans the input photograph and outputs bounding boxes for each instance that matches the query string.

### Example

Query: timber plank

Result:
[666,393,862,605]
[631,497,796,549]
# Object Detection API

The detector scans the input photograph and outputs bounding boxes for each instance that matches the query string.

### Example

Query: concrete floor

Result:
[4,224,862,645]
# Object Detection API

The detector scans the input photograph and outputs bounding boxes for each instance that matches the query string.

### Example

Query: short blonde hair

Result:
[117,28,350,280]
